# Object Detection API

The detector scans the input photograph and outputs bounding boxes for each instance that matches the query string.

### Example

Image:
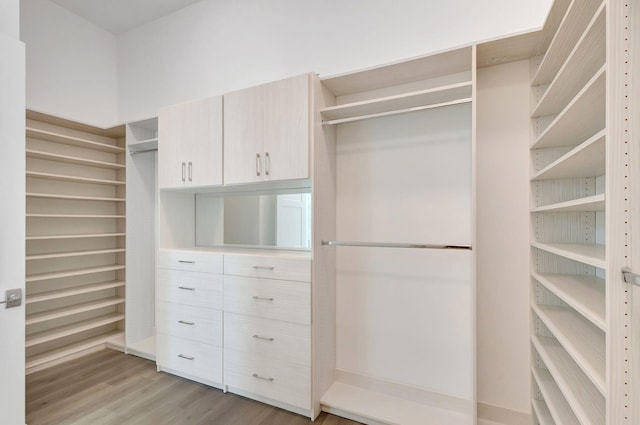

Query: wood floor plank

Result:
[26,349,362,425]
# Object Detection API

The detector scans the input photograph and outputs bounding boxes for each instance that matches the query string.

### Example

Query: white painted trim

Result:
[225,386,312,419]
[477,402,532,425]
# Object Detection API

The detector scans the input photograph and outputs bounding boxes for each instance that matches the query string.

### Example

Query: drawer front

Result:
[224,313,310,366]
[224,254,311,282]
[224,348,310,410]
[157,249,223,273]
[157,301,223,346]
[157,333,222,384]
[224,275,310,325]
[156,269,223,309]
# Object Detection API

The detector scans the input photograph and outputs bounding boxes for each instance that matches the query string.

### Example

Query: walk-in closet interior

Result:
[2,0,639,424]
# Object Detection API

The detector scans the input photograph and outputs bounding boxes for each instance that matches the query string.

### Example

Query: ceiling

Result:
[50,0,205,35]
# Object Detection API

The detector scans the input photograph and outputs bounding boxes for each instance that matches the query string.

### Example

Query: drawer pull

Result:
[252,296,274,302]
[178,286,195,291]
[178,354,195,361]
[252,373,274,382]
[178,260,195,264]
[178,320,195,325]
[253,266,275,271]
[253,334,275,342]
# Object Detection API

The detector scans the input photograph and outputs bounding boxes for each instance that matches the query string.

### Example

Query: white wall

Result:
[20,0,118,127]
[0,0,19,38]
[117,0,552,122]
[476,60,532,419]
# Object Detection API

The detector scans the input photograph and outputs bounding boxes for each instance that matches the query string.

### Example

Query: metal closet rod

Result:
[129,148,158,155]
[322,240,472,250]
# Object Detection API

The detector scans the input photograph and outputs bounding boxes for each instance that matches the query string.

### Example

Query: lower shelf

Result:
[26,330,124,374]
[321,382,472,425]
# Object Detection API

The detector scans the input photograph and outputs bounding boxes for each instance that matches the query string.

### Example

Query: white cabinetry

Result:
[158,96,223,189]
[155,249,224,388]
[223,253,311,412]
[224,73,311,185]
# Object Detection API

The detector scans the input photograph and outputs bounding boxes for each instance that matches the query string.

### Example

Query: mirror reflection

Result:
[195,191,312,250]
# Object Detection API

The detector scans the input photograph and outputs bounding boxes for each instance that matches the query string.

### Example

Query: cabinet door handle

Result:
[252,295,274,302]
[178,320,195,325]
[178,260,195,264]
[188,161,193,182]
[253,334,274,342]
[178,286,195,291]
[252,373,274,382]
[178,354,195,361]
[265,152,270,176]
[253,266,274,271]
[181,162,186,182]
[256,153,261,177]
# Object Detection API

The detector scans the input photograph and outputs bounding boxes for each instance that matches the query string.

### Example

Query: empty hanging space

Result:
[320,46,475,424]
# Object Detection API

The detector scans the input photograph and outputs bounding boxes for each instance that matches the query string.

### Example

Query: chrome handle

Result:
[253,266,274,271]
[256,153,261,177]
[178,354,194,360]
[622,267,640,286]
[0,289,21,308]
[181,162,186,182]
[178,260,195,264]
[188,161,193,182]
[265,152,270,176]
[253,334,274,342]
[252,373,274,382]
[178,286,195,291]
[178,320,195,325]
[252,296,274,302]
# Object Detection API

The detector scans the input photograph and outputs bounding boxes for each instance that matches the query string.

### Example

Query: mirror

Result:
[195,191,312,250]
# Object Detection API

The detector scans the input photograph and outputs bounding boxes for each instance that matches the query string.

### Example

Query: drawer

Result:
[156,268,223,309]
[156,301,223,346]
[224,348,310,410]
[224,275,310,325]
[156,333,222,384]
[224,313,310,366]
[157,249,223,273]
[224,254,311,282]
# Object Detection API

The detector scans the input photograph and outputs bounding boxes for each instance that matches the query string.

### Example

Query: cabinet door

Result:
[263,73,310,181]
[158,103,186,189]
[224,85,264,185]
[187,95,223,187]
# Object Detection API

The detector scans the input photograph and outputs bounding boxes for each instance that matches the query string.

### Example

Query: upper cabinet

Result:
[224,73,311,185]
[158,95,223,189]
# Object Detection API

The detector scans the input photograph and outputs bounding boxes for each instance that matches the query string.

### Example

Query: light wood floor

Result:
[26,349,361,425]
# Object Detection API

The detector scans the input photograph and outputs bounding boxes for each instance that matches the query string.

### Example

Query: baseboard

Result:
[477,402,531,425]
[334,369,473,414]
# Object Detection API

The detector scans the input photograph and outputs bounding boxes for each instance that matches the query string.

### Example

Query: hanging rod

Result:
[129,148,158,155]
[322,240,472,250]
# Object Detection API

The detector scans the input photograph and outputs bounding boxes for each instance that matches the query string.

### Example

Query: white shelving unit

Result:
[125,117,158,360]
[25,110,126,374]
[529,1,637,423]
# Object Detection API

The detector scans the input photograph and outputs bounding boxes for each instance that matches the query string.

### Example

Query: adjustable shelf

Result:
[26,312,125,347]
[532,130,605,181]
[26,127,125,153]
[128,137,158,154]
[26,265,126,283]
[26,233,125,241]
[531,242,606,269]
[532,367,580,425]
[532,399,555,425]
[26,297,125,325]
[532,272,605,331]
[532,0,603,85]
[26,214,125,219]
[26,149,125,170]
[532,6,605,117]
[531,194,605,213]
[532,336,605,425]
[26,248,125,261]
[26,171,125,186]
[533,304,605,394]
[320,82,472,125]
[532,67,606,149]
[26,192,125,202]
[26,280,126,304]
